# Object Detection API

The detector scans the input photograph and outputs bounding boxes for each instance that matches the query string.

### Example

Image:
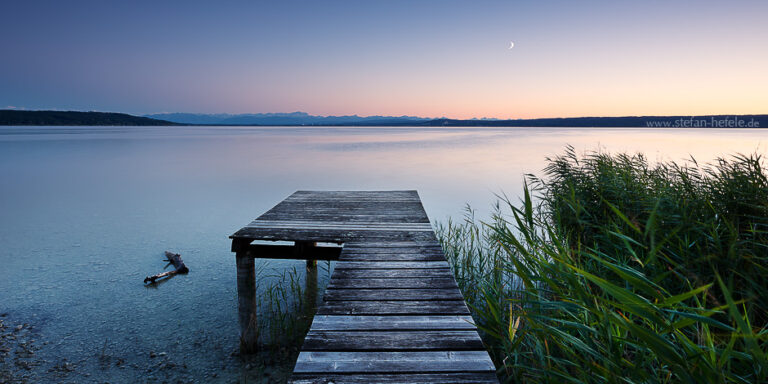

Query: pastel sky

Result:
[1,0,766,119]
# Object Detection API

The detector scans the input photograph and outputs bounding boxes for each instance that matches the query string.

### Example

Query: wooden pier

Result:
[230,190,498,383]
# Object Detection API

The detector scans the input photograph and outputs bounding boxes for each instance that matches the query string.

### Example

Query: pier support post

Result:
[296,241,319,314]
[236,250,258,353]
[304,257,318,315]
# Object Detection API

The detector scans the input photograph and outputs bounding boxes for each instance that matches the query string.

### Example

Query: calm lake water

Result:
[1,126,767,383]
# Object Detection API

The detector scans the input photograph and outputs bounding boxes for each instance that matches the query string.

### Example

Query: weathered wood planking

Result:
[316,300,471,316]
[232,228,440,243]
[229,191,497,383]
[246,220,434,231]
[331,268,457,279]
[302,330,486,351]
[323,288,464,301]
[293,351,495,372]
[342,248,445,253]
[334,261,451,269]
[339,253,446,261]
[327,277,459,289]
[309,315,477,331]
[289,373,499,384]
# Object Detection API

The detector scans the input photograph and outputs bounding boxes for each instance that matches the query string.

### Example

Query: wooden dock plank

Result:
[344,241,440,247]
[229,190,497,383]
[334,261,451,269]
[301,330,485,351]
[289,372,499,384]
[309,316,476,331]
[246,220,433,229]
[339,253,446,261]
[293,351,495,373]
[257,214,431,224]
[259,204,429,216]
[327,277,458,289]
[331,268,457,279]
[290,190,421,198]
[342,244,444,250]
[323,288,464,301]
[342,248,445,254]
[230,228,439,243]
[316,300,470,315]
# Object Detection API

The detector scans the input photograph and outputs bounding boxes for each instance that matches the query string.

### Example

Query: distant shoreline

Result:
[1,110,766,128]
[0,110,181,126]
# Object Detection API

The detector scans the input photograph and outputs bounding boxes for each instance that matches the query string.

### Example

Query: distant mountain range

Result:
[1,110,766,128]
[144,112,431,126]
[145,112,768,128]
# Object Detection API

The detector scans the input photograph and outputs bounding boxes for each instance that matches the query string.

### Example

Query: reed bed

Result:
[251,261,331,349]
[437,147,768,383]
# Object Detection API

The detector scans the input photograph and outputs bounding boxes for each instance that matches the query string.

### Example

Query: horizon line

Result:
[3,108,768,121]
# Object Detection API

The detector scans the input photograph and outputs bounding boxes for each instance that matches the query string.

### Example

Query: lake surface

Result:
[1,126,767,383]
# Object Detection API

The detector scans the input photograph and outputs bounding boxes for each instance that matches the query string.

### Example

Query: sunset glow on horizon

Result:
[2,0,766,119]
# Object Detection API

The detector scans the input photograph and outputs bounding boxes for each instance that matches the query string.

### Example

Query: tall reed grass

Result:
[252,261,330,349]
[437,147,768,383]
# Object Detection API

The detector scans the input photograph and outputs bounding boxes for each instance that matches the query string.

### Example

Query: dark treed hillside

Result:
[0,110,180,126]
[418,115,768,128]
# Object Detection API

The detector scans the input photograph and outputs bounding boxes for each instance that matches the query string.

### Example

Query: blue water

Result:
[1,126,766,383]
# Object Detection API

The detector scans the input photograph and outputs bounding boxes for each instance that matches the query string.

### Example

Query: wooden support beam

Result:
[297,241,320,269]
[236,243,341,261]
[231,239,341,261]
[231,238,252,253]
[235,251,258,353]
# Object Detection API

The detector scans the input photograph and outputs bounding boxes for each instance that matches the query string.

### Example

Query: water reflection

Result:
[0,126,766,382]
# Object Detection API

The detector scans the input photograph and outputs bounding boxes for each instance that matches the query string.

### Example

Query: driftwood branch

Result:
[144,251,189,284]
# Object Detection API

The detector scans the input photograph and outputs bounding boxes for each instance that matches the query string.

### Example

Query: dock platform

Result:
[230,190,498,383]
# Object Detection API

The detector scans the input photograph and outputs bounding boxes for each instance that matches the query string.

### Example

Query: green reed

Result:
[253,261,330,350]
[437,147,768,383]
